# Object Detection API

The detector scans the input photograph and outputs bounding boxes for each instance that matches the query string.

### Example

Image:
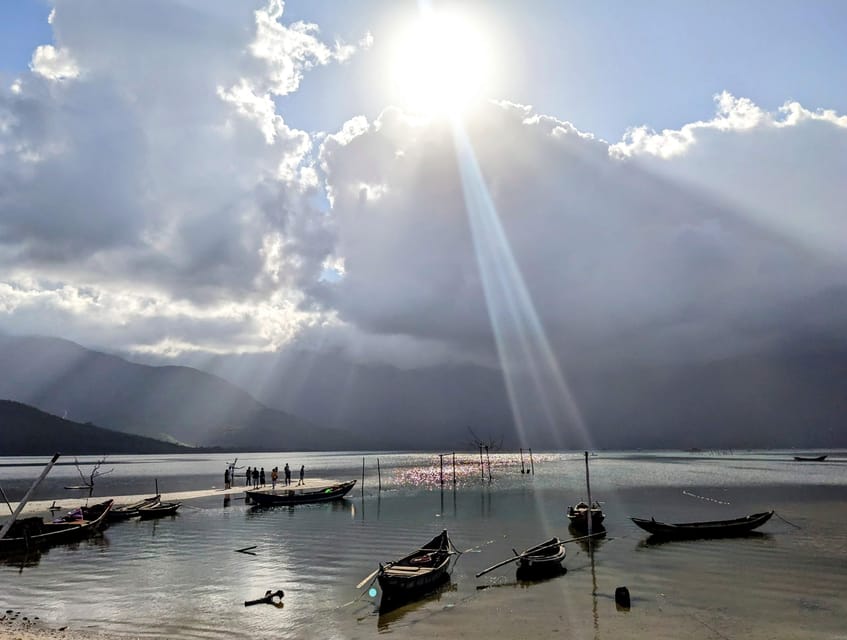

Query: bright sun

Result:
[390,11,492,117]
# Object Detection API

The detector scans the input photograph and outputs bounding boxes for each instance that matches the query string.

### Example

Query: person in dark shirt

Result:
[245,466,251,486]
[298,465,305,486]
[259,467,266,487]
[252,467,259,488]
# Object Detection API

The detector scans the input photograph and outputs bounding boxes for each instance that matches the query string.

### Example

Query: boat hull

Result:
[246,480,356,506]
[794,455,827,462]
[138,502,180,519]
[377,531,452,610]
[0,500,113,553]
[631,511,774,539]
[516,537,566,578]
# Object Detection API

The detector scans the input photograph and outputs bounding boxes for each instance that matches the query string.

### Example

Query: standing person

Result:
[298,465,305,486]
[259,467,266,487]
[252,467,259,488]
[224,467,231,490]
[271,467,278,489]
[245,466,251,486]
[284,463,291,486]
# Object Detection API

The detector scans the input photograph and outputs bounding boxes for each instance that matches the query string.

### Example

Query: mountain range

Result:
[1,332,845,453]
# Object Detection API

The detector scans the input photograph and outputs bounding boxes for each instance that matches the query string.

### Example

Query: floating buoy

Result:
[615,586,631,610]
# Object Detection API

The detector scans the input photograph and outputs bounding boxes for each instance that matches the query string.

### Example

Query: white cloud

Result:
[29,45,80,80]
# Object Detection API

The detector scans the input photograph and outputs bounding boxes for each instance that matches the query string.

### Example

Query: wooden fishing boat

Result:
[0,499,113,553]
[515,537,566,578]
[246,479,356,506]
[138,501,180,519]
[108,495,160,521]
[567,501,605,532]
[377,530,453,609]
[794,455,827,462]
[631,511,774,539]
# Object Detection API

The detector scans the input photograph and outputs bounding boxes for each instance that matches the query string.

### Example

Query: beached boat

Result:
[108,495,161,521]
[567,501,605,532]
[794,455,827,462]
[631,511,774,539]
[138,501,180,519]
[377,530,453,609]
[515,537,566,578]
[246,479,357,506]
[0,499,114,553]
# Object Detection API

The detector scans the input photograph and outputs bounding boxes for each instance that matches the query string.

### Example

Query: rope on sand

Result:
[682,490,731,505]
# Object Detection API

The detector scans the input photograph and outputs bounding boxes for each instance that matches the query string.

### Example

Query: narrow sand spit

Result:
[6,478,344,516]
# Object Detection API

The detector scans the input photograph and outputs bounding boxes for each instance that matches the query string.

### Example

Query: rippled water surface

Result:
[1,451,846,639]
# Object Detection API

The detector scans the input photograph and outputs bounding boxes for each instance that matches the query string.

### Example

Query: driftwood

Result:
[244,589,284,607]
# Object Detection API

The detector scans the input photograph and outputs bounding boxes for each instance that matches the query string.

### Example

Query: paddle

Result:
[475,532,605,578]
[356,567,380,589]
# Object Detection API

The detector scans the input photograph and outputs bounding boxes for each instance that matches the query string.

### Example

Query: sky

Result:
[0,0,845,380]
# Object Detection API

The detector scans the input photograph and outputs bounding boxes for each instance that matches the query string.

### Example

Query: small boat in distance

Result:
[108,495,161,521]
[138,501,180,519]
[631,511,774,539]
[515,537,566,579]
[794,455,827,462]
[246,479,356,507]
[377,530,453,610]
[0,499,114,553]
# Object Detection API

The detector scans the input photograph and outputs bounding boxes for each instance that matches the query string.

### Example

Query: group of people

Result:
[224,463,305,490]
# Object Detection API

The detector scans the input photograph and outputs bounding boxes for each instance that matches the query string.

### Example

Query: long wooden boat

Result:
[246,479,356,507]
[567,501,605,532]
[794,455,827,462]
[108,495,161,521]
[377,530,453,609]
[631,511,774,539]
[0,499,113,553]
[515,537,566,578]
[138,501,180,519]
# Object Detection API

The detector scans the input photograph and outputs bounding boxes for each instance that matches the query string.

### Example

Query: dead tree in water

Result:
[73,457,114,496]
[465,426,503,452]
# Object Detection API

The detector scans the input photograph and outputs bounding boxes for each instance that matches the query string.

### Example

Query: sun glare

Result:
[390,11,492,117]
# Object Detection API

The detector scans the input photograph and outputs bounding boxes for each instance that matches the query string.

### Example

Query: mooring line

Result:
[682,490,730,505]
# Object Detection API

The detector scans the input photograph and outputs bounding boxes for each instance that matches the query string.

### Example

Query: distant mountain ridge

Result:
[0,400,198,455]
[0,335,363,451]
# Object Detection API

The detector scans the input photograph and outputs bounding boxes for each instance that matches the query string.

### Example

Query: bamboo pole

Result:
[439,454,444,485]
[0,453,61,540]
[479,445,484,480]
[0,486,14,515]
[452,452,456,485]
[529,448,535,475]
[377,458,382,492]
[361,457,365,496]
[475,532,604,577]
[519,448,525,474]
[584,451,593,538]
[485,445,492,482]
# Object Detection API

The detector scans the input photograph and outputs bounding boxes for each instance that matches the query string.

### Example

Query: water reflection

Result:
[376,580,457,628]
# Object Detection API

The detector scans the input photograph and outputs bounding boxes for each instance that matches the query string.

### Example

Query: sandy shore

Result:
[6,478,343,516]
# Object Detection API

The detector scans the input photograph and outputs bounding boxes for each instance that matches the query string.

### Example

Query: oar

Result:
[475,532,604,578]
[356,567,380,589]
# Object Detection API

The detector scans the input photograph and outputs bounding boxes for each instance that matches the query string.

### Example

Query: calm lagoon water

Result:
[1,451,846,639]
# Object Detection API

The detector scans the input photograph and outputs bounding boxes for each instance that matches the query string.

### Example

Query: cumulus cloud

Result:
[0,1,844,369]
[0,0,365,353]
[317,97,847,368]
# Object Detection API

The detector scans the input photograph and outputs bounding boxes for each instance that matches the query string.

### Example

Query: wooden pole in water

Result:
[439,454,444,485]
[519,448,525,474]
[584,451,593,538]
[377,458,382,492]
[529,448,535,475]
[361,457,365,496]
[0,452,61,540]
[485,445,492,482]
[479,445,484,480]
[452,452,456,485]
